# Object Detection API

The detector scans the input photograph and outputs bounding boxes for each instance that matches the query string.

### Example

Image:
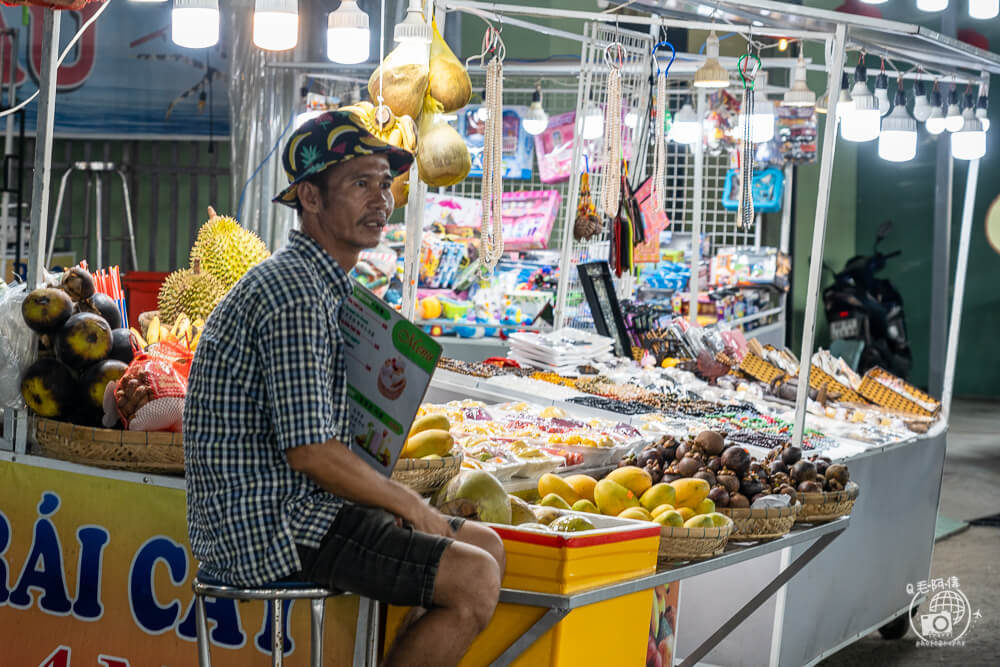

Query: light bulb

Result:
[969,0,999,19]
[670,100,700,145]
[694,31,729,89]
[879,88,917,162]
[917,0,949,10]
[975,95,990,132]
[835,72,853,122]
[912,80,932,122]
[172,0,220,49]
[327,0,369,64]
[944,90,964,132]
[816,90,829,115]
[522,87,548,136]
[741,97,775,143]
[875,73,891,117]
[783,53,816,107]
[926,92,947,135]
[951,109,986,160]
[582,104,604,140]
[842,64,879,142]
[253,0,298,51]
[391,0,431,67]
[624,110,640,129]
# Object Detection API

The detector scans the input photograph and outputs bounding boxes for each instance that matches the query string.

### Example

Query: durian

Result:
[190,207,271,290]
[416,95,471,188]
[428,20,471,113]
[157,260,226,326]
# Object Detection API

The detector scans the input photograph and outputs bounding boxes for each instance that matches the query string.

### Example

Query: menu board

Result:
[576,261,631,358]
[339,283,443,476]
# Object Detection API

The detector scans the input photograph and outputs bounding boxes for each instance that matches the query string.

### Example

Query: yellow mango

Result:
[694,498,716,515]
[565,474,598,503]
[650,504,676,518]
[537,473,581,505]
[607,466,653,498]
[670,478,711,508]
[654,510,684,527]
[538,493,571,510]
[594,478,640,516]
[401,429,454,459]
[707,512,730,528]
[571,499,600,514]
[676,507,696,522]
[683,515,716,529]
[640,483,677,512]
[409,414,450,438]
[618,507,653,522]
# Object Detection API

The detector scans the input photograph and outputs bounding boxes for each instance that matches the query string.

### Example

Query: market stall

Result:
[1,0,997,666]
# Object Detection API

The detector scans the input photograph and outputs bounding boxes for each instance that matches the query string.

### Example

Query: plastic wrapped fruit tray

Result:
[718,503,801,541]
[34,417,184,475]
[656,515,734,563]
[795,482,860,524]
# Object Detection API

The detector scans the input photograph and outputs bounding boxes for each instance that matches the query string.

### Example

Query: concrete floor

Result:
[817,399,1000,666]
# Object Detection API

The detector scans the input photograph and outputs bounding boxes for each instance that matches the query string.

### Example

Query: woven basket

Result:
[795,482,860,524]
[391,451,464,496]
[808,366,867,405]
[859,367,940,417]
[719,503,801,541]
[739,353,785,384]
[34,417,184,475]
[656,516,734,563]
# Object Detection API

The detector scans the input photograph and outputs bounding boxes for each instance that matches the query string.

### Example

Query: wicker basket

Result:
[719,503,801,541]
[859,367,940,417]
[34,417,184,475]
[739,353,786,384]
[656,516,734,563]
[795,482,860,524]
[391,451,464,496]
[808,366,867,405]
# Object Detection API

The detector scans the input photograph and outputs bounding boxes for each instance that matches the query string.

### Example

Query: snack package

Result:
[110,341,192,432]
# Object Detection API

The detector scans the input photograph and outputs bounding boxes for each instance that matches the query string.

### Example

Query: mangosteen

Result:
[827,479,844,492]
[815,474,826,488]
[815,459,829,476]
[707,456,722,473]
[771,472,791,488]
[708,486,730,508]
[695,430,726,456]
[825,463,850,486]
[740,477,764,498]
[729,492,750,508]
[716,472,740,495]
[720,446,751,477]
[618,453,638,468]
[797,480,822,493]
[693,469,717,487]
[790,460,816,483]
[659,444,677,462]
[637,448,661,468]
[675,442,689,461]
[675,456,701,477]
[662,473,683,484]
[644,461,664,485]
[769,460,789,475]
[779,485,798,504]
[781,445,802,466]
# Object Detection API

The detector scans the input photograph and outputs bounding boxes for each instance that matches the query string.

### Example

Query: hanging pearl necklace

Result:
[651,68,668,212]
[599,44,624,219]
[480,28,505,275]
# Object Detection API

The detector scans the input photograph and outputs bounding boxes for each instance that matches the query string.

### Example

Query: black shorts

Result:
[294,503,465,609]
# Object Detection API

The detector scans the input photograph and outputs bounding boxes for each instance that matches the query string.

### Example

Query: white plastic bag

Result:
[0,282,38,409]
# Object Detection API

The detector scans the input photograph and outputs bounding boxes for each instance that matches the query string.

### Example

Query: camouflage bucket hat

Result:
[272,110,414,208]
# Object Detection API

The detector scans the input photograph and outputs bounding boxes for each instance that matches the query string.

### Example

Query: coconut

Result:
[368,46,429,121]
[432,470,511,524]
[416,97,471,187]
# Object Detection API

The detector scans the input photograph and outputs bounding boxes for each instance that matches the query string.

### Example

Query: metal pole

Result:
[688,89,704,326]
[26,10,60,289]
[0,29,14,270]
[780,165,793,254]
[941,158,979,421]
[791,26,847,447]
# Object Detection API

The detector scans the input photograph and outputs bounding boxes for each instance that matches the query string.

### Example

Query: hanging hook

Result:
[738,53,762,90]
[652,40,676,78]
[604,42,625,71]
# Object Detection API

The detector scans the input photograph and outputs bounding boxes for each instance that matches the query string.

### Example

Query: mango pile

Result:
[400,414,455,459]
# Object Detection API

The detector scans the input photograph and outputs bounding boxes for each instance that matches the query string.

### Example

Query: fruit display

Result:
[156,260,226,325]
[188,207,270,292]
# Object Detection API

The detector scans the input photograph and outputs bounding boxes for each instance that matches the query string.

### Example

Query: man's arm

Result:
[286,438,455,537]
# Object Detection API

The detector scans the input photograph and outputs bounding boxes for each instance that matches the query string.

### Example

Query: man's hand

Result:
[401,499,457,538]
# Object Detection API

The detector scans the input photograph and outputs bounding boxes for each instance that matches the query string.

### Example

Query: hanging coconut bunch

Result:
[417,93,471,188]
[189,207,271,291]
[368,46,429,121]
[339,101,418,208]
[428,20,472,113]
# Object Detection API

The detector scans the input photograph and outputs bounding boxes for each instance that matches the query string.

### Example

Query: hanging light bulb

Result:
[392,0,432,67]
[253,0,298,51]
[879,83,917,162]
[912,80,932,122]
[624,107,640,129]
[783,52,816,108]
[694,31,729,89]
[926,89,947,135]
[172,0,220,49]
[670,98,700,145]
[582,102,604,140]
[917,0,949,10]
[835,71,854,122]
[875,72,891,116]
[842,62,880,142]
[944,88,964,132]
[523,83,549,136]
[816,90,830,115]
[969,0,999,19]
[741,85,775,143]
[327,0,369,64]
[951,108,986,160]
[975,93,990,132]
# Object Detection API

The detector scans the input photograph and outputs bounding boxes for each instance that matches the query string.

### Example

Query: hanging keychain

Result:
[650,40,675,213]
[737,46,762,233]
[478,26,506,276]
[599,43,625,219]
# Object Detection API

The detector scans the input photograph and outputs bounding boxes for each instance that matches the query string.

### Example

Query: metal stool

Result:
[193,572,336,667]
[47,161,138,270]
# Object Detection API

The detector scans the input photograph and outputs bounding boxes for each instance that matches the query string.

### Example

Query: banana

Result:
[338,101,417,151]
[147,315,161,345]
[129,327,148,350]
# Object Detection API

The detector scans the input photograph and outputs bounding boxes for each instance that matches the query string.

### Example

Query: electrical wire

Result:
[0,0,111,119]
[236,113,295,222]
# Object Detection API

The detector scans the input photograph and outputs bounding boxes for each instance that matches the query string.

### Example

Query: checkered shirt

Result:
[184,229,351,586]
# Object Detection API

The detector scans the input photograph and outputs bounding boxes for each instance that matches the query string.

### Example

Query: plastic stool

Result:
[193,572,335,667]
